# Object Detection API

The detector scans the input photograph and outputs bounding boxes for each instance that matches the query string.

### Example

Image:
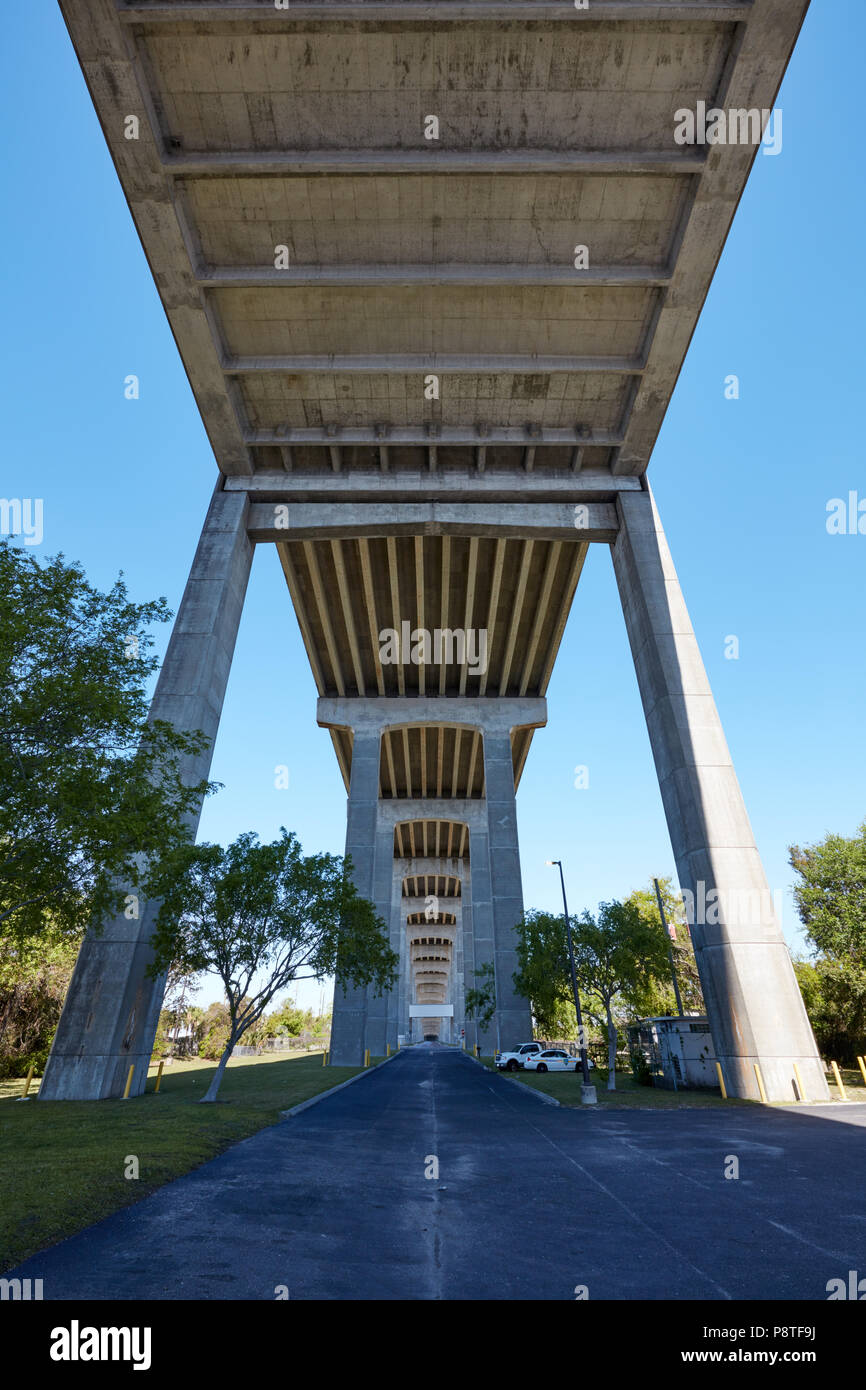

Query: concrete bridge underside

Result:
[41,0,825,1102]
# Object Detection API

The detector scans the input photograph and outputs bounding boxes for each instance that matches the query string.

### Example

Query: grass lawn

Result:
[480,1058,866,1109]
[0,1051,365,1272]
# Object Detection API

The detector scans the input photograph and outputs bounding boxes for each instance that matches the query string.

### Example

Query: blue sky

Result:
[3,4,863,1010]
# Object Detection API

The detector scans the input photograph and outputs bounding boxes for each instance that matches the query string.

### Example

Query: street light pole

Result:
[547,860,594,1091]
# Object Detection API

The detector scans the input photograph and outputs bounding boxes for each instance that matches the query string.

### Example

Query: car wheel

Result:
[506,1059,519,1072]
[536,1063,548,1073]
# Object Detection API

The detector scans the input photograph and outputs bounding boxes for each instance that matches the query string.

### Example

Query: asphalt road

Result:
[10,1045,866,1300]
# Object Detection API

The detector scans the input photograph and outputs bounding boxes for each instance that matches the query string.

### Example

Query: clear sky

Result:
[3,4,864,1012]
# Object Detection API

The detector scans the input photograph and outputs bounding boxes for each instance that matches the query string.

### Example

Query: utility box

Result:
[628,1017,717,1090]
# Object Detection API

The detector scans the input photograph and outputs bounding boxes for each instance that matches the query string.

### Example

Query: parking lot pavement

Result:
[9,1045,866,1300]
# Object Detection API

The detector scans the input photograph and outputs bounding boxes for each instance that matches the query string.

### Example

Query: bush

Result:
[197,1001,231,1060]
[0,938,80,1079]
[629,1049,653,1087]
[794,956,866,1065]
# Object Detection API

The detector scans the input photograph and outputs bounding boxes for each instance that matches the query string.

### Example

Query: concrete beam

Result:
[165,151,706,178]
[318,696,547,736]
[247,501,617,543]
[225,354,644,375]
[397,858,465,879]
[380,799,489,829]
[244,427,622,448]
[119,3,754,23]
[198,264,671,290]
[226,470,641,501]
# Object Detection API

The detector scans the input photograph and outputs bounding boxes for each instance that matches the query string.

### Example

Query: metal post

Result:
[654,878,684,1017]
[549,860,592,1088]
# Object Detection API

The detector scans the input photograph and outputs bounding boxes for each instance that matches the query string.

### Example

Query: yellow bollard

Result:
[831,1060,847,1100]
[715,1061,727,1100]
[857,1055,866,1088]
[122,1064,135,1099]
[793,1062,806,1103]
[753,1062,767,1103]
[364,1048,370,1067]
[154,1060,165,1094]
[386,1043,390,1057]
[20,1066,35,1099]
[322,1050,328,1066]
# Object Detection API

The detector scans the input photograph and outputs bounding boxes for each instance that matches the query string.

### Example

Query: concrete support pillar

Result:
[40,484,254,1100]
[468,820,495,1050]
[364,813,399,1058]
[459,865,473,1047]
[386,858,406,1052]
[453,891,467,1046]
[329,731,381,1065]
[611,486,828,1102]
[481,734,534,1051]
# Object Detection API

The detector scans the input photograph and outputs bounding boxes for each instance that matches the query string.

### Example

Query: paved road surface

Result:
[10,1046,866,1299]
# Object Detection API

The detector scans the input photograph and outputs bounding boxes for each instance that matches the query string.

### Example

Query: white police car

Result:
[523,1048,594,1073]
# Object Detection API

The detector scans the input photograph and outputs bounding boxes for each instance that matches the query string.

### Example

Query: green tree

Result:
[0,931,80,1078]
[571,901,672,1090]
[185,1005,206,1054]
[272,999,312,1038]
[464,961,496,1033]
[513,910,581,1038]
[152,1009,176,1059]
[198,1001,231,1061]
[621,878,705,1018]
[311,1009,332,1041]
[146,828,397,1101]
[514,883,703,1083]
[0,541,211,946]
[152,965,201,1057]
[793,956,866,1065]
[789,823,866,960]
